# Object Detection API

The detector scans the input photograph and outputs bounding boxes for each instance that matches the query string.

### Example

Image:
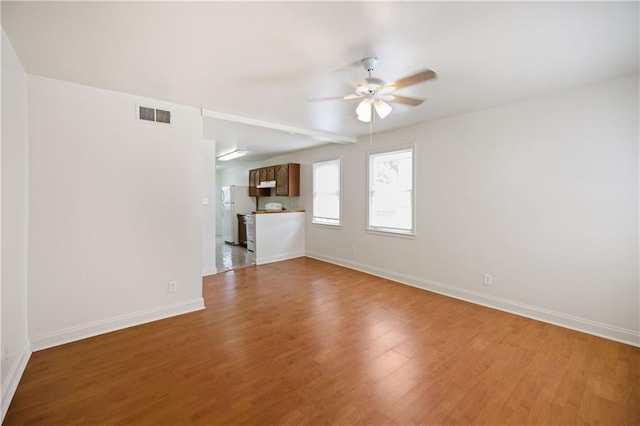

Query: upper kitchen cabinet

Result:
[249,163,300,196]
[248,169,270,197]
[275,163,300,196]
[258,166,276,183]
[249,168,258,189]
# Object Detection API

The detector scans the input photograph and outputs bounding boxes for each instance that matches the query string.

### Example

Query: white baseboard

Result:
[30,298,205,351]
[256,251,305,266]
[306,252,640,347]
[202,266,218,277]
[1,339,32,422]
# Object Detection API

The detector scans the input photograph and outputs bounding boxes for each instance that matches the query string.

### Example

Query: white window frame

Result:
[312,157,342,227]
[366,145,416,236]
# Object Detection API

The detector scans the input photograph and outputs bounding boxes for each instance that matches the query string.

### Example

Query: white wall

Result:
[217,165,246,188]
[202,138,216,276]
[255,211,305,265]
[221,75,639,345]
[27,76,205,350]
[1,29,31,419]
[215,169,224,236]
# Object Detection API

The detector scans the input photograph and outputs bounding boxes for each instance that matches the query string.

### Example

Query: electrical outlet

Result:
[352,246,357,254]
[483,274,492,286]
[168,281,177,293]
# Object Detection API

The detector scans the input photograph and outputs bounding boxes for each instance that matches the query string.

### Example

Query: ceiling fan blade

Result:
[308,96,348,102]
[331,59,365,73]
[373,100,392,119]
[385,69,437,90]
[343,94,364,100]
[389,95,425,107]
[379,86,397,95]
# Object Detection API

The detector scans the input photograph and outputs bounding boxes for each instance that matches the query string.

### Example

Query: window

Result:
[367,147,414,234]
[313,158,341,226]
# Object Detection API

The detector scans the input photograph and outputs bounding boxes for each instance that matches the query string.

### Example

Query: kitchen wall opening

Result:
[217,185,256,272]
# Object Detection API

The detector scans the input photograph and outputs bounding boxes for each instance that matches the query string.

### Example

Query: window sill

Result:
[312,222,342,230]
[365,228,416,239]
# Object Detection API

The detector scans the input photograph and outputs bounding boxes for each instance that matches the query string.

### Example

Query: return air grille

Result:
[155,109,171,123]
[138,105,171,124]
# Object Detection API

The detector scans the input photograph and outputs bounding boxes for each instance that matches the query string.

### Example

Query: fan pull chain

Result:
[369,108,375,146]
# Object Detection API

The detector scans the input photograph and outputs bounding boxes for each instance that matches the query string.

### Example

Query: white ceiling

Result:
[3,1,638,165]
[204,117,335,166]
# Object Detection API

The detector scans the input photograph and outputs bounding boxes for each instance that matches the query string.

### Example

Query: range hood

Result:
[256,180,276,188]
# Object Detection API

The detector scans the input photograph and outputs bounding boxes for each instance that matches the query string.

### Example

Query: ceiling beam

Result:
[201,109,357,144]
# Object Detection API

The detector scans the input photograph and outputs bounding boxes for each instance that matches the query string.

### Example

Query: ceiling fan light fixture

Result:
[357,112,371,123]
[373,99,392,119]
[338,56,437,123]
[356,98,373,122]
[217,149,247,161]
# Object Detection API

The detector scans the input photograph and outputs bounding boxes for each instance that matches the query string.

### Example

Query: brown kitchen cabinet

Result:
[248,163,299,196]
[257,166,275,182]
[266,166,275,181]
[248,169,270,197]
[275,163,300,196]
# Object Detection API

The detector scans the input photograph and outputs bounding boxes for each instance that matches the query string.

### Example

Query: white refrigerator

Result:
[221,185,256,245]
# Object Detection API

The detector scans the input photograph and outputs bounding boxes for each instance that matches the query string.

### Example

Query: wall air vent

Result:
[155,109,171,124]
[138,105,171,125]
[139,106,155,122]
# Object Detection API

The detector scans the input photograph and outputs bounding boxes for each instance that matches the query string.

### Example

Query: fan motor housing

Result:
[361,57,379,72]
[356,77,386,96]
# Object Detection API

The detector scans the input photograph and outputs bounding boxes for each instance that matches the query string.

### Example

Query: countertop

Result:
[253,209,305,214]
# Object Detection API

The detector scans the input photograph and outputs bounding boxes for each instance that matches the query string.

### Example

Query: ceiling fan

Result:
[343,57,437,122]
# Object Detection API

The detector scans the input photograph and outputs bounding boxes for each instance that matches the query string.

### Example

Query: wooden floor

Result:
[5,258,639,425]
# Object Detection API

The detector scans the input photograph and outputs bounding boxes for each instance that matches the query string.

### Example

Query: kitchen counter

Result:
[253,209,305,214]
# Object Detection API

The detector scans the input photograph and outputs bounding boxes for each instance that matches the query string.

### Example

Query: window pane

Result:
[368,149,413,232]
[315,166,339,193]
[370,190,412,230]
[314,194,340,219]
[371,150,412,191]
[313,159,341,225]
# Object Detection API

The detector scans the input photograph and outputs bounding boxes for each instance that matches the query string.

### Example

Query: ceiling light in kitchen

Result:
[217,149,247,161]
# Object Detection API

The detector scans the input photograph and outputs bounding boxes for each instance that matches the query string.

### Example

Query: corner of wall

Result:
[203,266,217,277]
[1,27,31,421]
[1,340,31,422]
[30,298,204,352]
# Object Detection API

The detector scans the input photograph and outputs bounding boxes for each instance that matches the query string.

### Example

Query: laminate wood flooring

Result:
[5,257,639,425]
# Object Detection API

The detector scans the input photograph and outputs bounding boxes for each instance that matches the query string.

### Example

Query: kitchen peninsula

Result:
[253,210,305,265]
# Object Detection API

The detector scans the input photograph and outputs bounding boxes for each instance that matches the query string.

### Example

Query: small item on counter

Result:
[264,202,283,211]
